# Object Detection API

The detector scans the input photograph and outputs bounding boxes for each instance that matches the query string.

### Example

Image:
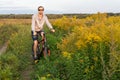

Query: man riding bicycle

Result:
[31,6,55,60]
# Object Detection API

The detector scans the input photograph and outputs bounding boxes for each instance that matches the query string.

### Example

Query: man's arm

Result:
[31,15,37,35]
[45,15,52,29]
[45,15,55,32]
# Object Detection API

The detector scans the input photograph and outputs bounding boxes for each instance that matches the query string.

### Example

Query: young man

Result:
[31,6,55,60]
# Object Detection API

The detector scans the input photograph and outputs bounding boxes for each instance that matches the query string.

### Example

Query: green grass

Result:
[0,24,32,79]
[0,24,18,47]
[0,15,120,80]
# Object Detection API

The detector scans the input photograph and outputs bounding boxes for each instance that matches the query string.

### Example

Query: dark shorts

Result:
[31,30,44,41]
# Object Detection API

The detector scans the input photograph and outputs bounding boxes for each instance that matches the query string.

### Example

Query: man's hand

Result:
[33,31,37,35]
[51,29,55,33]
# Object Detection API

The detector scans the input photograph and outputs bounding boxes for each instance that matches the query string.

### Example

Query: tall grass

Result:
[0,24,32,79]
[0,13,120,80]
[0,24,18,47]
[33,13,120,80]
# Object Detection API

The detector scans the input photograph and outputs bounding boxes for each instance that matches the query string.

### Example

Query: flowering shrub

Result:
[0,13,120,80]
[56,13,120,80]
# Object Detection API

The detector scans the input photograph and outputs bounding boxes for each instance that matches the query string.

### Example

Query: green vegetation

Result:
[0,24,32,79]
[0,25,18,47]
[0,13,120,80]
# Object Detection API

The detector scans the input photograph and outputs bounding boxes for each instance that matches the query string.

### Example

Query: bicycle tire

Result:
[47,48,50,56]
[43,47,51,57]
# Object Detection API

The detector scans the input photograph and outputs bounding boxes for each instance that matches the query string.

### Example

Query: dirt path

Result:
[0,43,7,55]
[0,43,35,80]
[20,55,34,80]
[21,64,33,80]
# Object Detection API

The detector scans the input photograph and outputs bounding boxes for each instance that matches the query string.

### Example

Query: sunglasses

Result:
[38,9,44,11]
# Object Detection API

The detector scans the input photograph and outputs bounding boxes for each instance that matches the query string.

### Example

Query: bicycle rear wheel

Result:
[43,47,51,57]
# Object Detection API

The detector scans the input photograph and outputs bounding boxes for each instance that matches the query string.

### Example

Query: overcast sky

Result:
[0,0,120,14]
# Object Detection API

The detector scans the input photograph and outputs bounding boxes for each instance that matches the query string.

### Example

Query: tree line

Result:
[0,13,120,19]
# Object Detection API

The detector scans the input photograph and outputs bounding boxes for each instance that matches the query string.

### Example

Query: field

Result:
[0,13,120,80]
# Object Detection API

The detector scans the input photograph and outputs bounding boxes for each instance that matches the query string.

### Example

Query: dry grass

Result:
[0,19,55,27]
[0,19,31,26]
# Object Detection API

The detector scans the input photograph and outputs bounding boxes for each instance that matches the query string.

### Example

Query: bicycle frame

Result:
[32,32,50,60]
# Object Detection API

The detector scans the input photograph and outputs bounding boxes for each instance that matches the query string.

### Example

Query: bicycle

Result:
[32,31,51,63]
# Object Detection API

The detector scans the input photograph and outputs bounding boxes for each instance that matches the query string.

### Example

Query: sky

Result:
[0,0,120,14]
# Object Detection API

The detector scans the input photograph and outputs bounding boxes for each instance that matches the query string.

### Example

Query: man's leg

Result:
[32,33,38,60]
[40,32,46,57]
[33,40,38,59]
[40,32,45,40]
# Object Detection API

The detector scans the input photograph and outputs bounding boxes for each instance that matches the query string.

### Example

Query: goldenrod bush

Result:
[0,13,120,80]
[57,13,120,80]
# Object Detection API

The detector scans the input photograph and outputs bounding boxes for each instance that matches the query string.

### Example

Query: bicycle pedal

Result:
[34,60,39,64]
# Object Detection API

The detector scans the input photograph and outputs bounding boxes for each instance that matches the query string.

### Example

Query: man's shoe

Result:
[34,56,38,60]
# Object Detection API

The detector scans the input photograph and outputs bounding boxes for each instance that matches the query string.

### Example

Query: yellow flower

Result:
[41,76,46,80]
[62,51,68,57]
[93,57,98,61]
[47,74,51,77]
[90,65,94,70]
[62,51,71,59]
[85,33,102,44]
[84,68,89,73]
[79,59,84,63]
